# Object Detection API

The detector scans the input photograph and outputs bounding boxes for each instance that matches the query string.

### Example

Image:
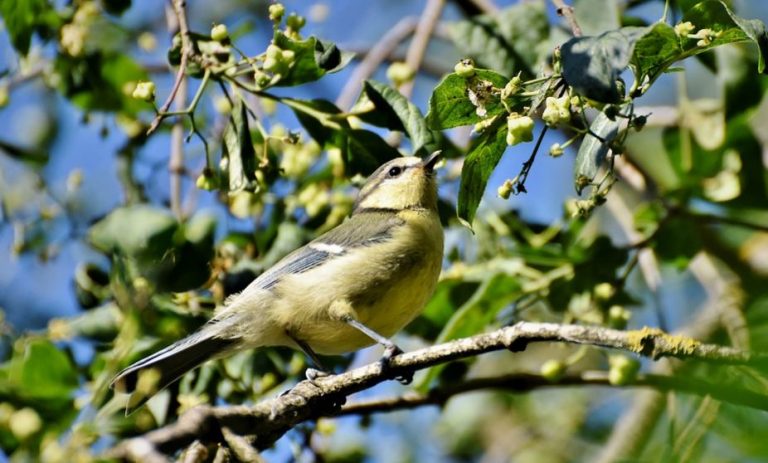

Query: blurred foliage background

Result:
[1,0,768,461]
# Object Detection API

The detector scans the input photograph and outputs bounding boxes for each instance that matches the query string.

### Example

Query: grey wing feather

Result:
[249,212,404,291]
[254,246,332,290]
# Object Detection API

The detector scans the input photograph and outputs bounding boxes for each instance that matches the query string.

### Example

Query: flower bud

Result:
[674,21,695,37]
[268,3,285,22]
[506,114,534,146]
[549,143,564,157]
[131,81,156,102]
[497,178,516,199]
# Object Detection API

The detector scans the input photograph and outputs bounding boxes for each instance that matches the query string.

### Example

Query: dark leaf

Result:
[224,97,258,193]
[362,80,439,155]
[89,205,178,259]
[55,52,148,114]
[458,118,508,227]
[345,128,401,175]
[562,27,648,103]
[0,0,59,55]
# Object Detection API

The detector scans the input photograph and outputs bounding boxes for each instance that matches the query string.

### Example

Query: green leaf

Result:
[362,80,439,155]
[286,97,400,175]
[8,339,78,400]
[407,279,480,339]
[574,111,621,194]
[415,273,521,390]
[562,27,648,103]
[631,2,768,85]
[0,0,59,55]
[654,216,703,268]
[448,0,549,78]
[683,0,768,74]
[273,32,354,87]
[55,52,149,114]
[458,119,508,227]
[224,97,258,193]
[426,69,509,130]
[629,22,683,81]
[345,128,401,175]
[89,205,178,259]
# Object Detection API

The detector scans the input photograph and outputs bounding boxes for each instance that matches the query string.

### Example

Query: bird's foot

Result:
[380,344,412,385]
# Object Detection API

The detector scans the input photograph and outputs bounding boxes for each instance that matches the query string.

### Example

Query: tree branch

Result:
[398,0,445,99]
[107,322,768,460]
[551,0,582,37]
[335,17,418,111]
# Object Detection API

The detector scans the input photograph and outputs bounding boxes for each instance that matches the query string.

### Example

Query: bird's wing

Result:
[249,211,405,291]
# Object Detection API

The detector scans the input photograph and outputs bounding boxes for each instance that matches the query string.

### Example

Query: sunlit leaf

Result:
[426,69,509,130]
[273,32,354,87]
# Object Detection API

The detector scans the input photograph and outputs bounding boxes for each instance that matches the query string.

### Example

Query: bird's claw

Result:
[379,344,412,384]
[305,367,331,382]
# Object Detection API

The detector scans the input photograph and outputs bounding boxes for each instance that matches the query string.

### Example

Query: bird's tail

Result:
[111,329,237,413]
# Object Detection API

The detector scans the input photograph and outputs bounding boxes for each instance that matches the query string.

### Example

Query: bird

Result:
[111,151,444,410]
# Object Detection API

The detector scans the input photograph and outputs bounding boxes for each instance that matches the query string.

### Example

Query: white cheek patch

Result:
[309,242,346,254]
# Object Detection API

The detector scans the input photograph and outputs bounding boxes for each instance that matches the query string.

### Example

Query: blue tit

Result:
[112,151,444,409]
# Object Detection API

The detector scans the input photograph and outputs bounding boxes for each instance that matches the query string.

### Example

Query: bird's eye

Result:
[388,166,402,177]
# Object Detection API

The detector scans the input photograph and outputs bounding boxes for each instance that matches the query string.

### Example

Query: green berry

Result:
[608,355,640,385]
[454,59,476,78]
[210,23,229,42]
[286,13,306,31]
[386,61,415,86]
[607,305,631,330]
[593,282,615,301]
[540,359,566,382]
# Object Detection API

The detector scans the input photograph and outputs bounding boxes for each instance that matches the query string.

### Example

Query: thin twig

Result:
[165,0,190,220]
[147,0,191,137]
[688,210,768,233]
[335,17,419,111]
[515,125,549,194]
[336,370,768,416]
[551,0,583,37]
[107,321,768,460]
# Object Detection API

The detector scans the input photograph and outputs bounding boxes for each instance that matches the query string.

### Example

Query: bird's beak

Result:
[422,150,442,172]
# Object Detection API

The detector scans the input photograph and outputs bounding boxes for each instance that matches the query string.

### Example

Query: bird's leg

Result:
[328,300,412,384]
[286,331,329,381]
[342,316,413,384]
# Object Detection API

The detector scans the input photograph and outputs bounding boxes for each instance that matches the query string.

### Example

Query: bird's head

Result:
[353,151,441,213]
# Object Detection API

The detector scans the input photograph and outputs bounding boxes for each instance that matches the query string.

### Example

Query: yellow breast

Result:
[271,209,443,355]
